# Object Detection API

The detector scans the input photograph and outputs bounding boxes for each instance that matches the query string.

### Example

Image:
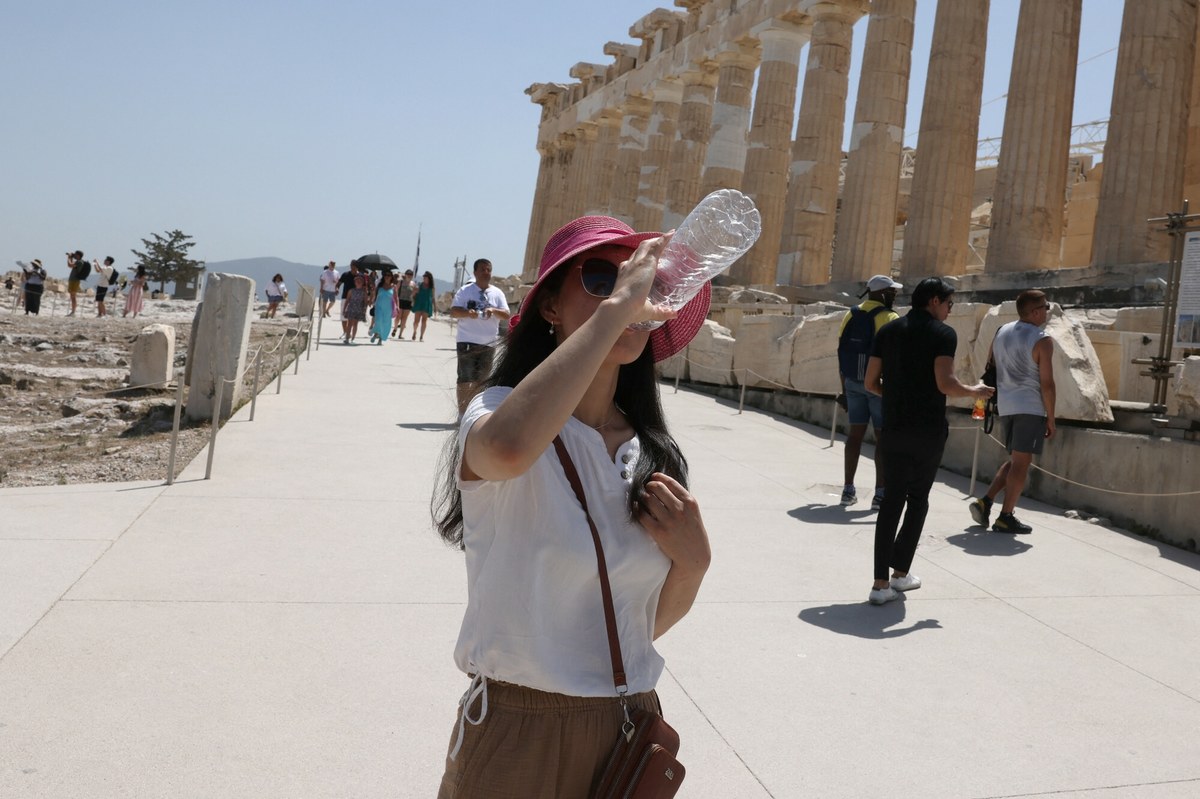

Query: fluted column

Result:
[585,111,622,215]
[738,20,810,286]
[523,142,557,280]
[664,63,718,229]
[831,0,916,283]
[986,0,1082,272]
[699,44,760,199]
[777,2,859,286]
[902,0,990,277]
[634,78,684,232]
[545,131,577,241]
[1183,17,1200,207]
[609,94,653,225]
[1092,0,1198,267]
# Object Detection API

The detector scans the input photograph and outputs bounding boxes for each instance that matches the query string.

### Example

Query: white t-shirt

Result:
[452,283,510,345]
[453,386,671,696]
[319,269,339,291]
[266,280,286,299]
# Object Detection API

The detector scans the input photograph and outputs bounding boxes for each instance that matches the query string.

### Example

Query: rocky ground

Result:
[0,287,302,487]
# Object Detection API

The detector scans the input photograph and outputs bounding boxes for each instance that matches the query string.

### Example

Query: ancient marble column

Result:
[664,63,718,229]
[609,94,653,225]
[986,0,1082,273]
[737,19,810,286]
[1183,17,1200,208]
[544,131,577,244]
[831,0,916,283]
[1092,0,1198,267]
[777,2,861,286]
[634,78,684,232]
[699,43,760,199]
[565,121,598,225]
[902,0,990,277]
[585,110,623,216]
[523,84,567,279]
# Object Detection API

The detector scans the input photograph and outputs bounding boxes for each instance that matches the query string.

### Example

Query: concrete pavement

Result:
[2,316,1199,798]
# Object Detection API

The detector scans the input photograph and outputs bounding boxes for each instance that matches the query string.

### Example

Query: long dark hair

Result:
[433,261,688,548]
[422,271,434,289]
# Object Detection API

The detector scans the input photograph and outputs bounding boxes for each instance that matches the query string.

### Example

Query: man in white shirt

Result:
[318,261,339,318]
[450,259,510,413]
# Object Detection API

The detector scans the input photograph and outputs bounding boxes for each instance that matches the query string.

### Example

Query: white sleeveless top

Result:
[993,320,1049,417]
[453,386,672,696]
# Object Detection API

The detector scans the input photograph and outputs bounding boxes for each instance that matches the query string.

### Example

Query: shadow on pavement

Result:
[799,600,942,639]
[945,529,1032,557]
[396,422,457,432]
[788,503,876,526]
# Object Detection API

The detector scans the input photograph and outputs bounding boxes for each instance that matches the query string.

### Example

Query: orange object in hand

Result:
[972,398,986,420]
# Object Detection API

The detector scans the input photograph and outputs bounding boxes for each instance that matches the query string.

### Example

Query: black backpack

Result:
[837,305,886,382]
[108,267,120,286]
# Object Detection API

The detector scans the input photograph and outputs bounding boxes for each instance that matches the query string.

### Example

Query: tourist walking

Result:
[369,272,395,344]
[20,260,46,315]
[66,250,89,317]
[836,274,901,508]
[410,271,435,342]
[969,290,1057,534]
[449,258,511,414]
[343,274,367,343]
[265,273,287,318]
[123,266,147,318]
[864,277,993,605]
[391,269,415,338]
[93,257,116,317]
[318,261,339,318]
[337,261,361,339]
[434,216,712,797]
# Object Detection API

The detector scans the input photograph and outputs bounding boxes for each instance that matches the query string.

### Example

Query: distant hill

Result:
[202,257,455,297]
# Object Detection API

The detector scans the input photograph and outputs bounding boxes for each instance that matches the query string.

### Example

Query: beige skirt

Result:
[438,679,663,799]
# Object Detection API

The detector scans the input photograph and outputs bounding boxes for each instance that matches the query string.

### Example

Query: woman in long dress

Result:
[369,272,395,344]
[410,271,435,342]
[122,266,147,318]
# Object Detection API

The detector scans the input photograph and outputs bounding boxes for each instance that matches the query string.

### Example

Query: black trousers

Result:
[873,426,947,581]
[24,283,43,315]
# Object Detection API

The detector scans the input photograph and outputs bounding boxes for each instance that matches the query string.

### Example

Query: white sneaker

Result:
[869,586,901,605]
[890,573,922,592]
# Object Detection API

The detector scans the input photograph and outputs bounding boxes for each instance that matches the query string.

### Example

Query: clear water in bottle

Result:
[631,189,761,331]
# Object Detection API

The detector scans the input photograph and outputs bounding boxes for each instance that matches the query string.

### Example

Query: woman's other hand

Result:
[635,472,711,577]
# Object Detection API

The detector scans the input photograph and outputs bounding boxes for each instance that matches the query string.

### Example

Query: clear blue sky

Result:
[2,1,1121,282]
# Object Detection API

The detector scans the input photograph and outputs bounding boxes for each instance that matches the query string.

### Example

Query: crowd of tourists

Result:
[316,260,435,345]
[11,253,148,318]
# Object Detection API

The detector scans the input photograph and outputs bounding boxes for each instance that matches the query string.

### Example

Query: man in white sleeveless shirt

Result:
[969,290,1056,533]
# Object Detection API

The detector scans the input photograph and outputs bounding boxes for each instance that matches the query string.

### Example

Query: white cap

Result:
[866,274,902,292]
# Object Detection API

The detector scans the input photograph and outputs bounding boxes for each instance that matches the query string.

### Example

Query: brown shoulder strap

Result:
[552,436,628,694]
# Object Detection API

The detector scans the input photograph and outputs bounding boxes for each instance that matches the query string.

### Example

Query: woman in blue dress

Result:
[370,271,395,344]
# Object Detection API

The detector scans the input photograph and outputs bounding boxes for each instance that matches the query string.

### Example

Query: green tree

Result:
[130,229,205,296]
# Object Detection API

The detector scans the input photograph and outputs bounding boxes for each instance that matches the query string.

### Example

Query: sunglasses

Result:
[579,258,620,298]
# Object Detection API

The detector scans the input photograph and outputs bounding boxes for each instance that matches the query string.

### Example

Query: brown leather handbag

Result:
[552,437,686,799]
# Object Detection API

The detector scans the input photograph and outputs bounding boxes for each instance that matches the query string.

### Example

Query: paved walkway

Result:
[3,316,1200,798]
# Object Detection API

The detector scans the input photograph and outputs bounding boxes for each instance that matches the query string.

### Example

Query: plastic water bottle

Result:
[631,189,762,331]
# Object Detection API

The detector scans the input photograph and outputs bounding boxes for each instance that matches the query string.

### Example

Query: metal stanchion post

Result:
[829,401,839,446]
[250,348,263,421]
[306,318,314,360]
[969,426,982,497]
[674,371,680,394]
[205,377,225,480]
[165,374,185,485]
[276,337,285,394]
[315,311,323,352]
[738,371,747,415]
[293,336,300,375]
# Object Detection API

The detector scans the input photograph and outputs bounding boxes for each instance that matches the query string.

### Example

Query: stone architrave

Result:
[608,95,653,225]
[902,0,990,277]
[634,78,684,232]
[731,315,800,388]
[986,0,1082,272]
[699,44,761,201]
[973,301,1113,422]
[130,324,175,389]
[738,19,810,287]
[777,2,862,287]
[831,0,916,284]
[586,111,622,216]
[1092,0,1199,267]
[686,319,737,385]
[185,273,255,422]
[664,63,719,230]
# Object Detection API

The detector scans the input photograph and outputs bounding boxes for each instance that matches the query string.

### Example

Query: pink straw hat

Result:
[509,215,711,362]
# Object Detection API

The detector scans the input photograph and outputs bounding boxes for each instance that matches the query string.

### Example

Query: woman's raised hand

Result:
[603,233,678,326]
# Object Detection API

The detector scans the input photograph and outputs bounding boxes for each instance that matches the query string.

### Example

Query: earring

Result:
[548,322,555,335]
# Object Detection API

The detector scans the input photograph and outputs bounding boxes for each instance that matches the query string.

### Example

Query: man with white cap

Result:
[835,274,901,508]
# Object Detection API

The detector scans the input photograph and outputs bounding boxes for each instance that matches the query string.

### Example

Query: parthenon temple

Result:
[520,0,1200,297]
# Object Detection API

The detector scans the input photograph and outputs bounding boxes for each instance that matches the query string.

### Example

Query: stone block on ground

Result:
[294,284,316,318]
[1085,329,1160,403]
[1174,356,1200,421]
[686,320,736,386]
[129,324,175,389]
[975,302,1113,422]
[657,350,688,382]
[1114,306,1168,334]
[185,273,254,422]
[733,315,800,389]
[943,302,991,409]
[788,312,844,396]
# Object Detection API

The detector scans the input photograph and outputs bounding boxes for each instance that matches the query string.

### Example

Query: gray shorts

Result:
[1003,414,1046,455]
